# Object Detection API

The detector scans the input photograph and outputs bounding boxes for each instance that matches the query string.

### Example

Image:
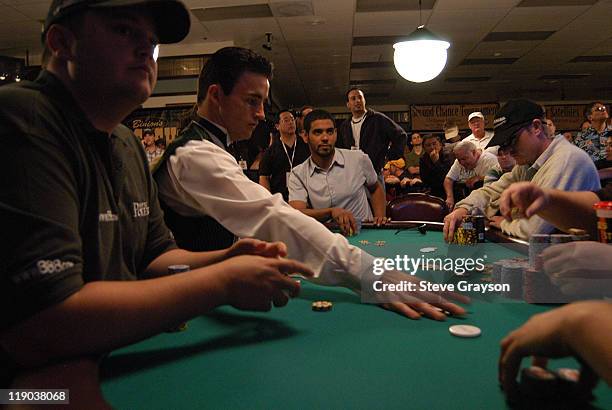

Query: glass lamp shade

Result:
[393,27,450,83]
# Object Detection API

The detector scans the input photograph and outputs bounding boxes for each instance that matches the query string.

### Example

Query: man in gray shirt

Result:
[288,110,387,236]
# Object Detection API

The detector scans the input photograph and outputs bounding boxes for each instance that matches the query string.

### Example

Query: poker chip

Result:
[419,246,437,253]
[359,240,370,245]
[312,300,333,312]
[168,264,190,274]
[448,324,481,338]
[375,240,386,247]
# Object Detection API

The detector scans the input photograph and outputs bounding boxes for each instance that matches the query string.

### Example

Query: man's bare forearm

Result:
[539,190,599,236]
[0,266,229,367]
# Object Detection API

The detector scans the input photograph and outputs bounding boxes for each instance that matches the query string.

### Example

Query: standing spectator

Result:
[403,132,423,176]
[464,112,497,153]
[259,109,310,200]
[337,87,406,176]
[419,134,454,199]
[443,141,499,210]
[574,101,610,163]
[296,105,313,139]
[442,122,460,161]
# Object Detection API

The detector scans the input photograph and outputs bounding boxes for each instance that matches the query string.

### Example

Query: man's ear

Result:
[207,84,221,106]
[346,100,350,111]
[300,130,308,143]
[46,24,76,61]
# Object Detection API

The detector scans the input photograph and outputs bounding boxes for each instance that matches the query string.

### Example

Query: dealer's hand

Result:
[365,270,470,321]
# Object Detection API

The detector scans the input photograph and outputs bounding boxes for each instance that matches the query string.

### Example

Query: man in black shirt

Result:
[259,109,310,200]
[0,0,311,402]
[337,88,406,173]
[419,134,453,199]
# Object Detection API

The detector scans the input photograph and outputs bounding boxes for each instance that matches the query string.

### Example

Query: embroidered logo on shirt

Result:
[133,202,150,218]
[99,210,119,222]
[12,259,76,284]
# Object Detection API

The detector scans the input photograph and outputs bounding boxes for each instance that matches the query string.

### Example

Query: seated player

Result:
[419,134,453,199]
[0,0,313,402]
[153,47,468,321]
[288,109,387,235]
[443,99,601,241]
[484,145,516,185]
[499,300,612,396]
[443,140,499,210]
[258,109,310,201]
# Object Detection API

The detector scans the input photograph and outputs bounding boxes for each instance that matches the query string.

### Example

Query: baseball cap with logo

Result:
[486,99,545,149]
[43,0,191,44]
[468,111,484,121]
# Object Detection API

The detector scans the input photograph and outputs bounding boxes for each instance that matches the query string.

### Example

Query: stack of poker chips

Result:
[528,234,550,270]
[510,366,595,406]
[500,260,528,299]
[452,216,478,245]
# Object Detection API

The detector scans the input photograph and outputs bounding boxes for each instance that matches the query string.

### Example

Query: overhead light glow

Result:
[393,27,450,83]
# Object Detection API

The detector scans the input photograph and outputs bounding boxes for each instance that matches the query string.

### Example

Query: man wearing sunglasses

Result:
[574,101,610,163]
[443,99,600,241]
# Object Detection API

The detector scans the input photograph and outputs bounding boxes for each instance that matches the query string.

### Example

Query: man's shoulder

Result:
[550,136,594,164]
[291,156,310,176]
[0,81,51,120]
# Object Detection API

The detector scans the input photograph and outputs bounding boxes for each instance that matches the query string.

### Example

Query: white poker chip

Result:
[419,247,437,253]
[449,324,481,338]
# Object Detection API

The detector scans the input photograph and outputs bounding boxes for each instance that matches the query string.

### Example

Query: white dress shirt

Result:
[155,139,374,289]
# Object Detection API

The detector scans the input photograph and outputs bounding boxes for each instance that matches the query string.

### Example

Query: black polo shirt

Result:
[259,136,310,200]
[0,71,177,333]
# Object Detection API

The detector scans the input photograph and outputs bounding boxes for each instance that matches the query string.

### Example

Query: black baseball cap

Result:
[43,0,191,44]
[487,99,546,148]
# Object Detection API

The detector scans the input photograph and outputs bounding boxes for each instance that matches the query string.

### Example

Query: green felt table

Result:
[100,227,612,409]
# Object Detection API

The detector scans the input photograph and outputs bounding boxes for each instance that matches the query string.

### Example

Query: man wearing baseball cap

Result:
[464,111,497,154]
[443,99,600,242]
[0,0,315,403]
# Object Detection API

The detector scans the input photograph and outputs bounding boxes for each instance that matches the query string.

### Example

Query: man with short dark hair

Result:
[574,101,610,162]
[259,109,309,200]
[484,145,516,185]
[0,1,312,401]
[443,99,600,241]
[337,87,406,174]
[419,134,453,199]
[154,47,467,321]
[288,109,387,235]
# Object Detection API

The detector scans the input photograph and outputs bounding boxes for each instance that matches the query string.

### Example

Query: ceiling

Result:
[0,0,611,109]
